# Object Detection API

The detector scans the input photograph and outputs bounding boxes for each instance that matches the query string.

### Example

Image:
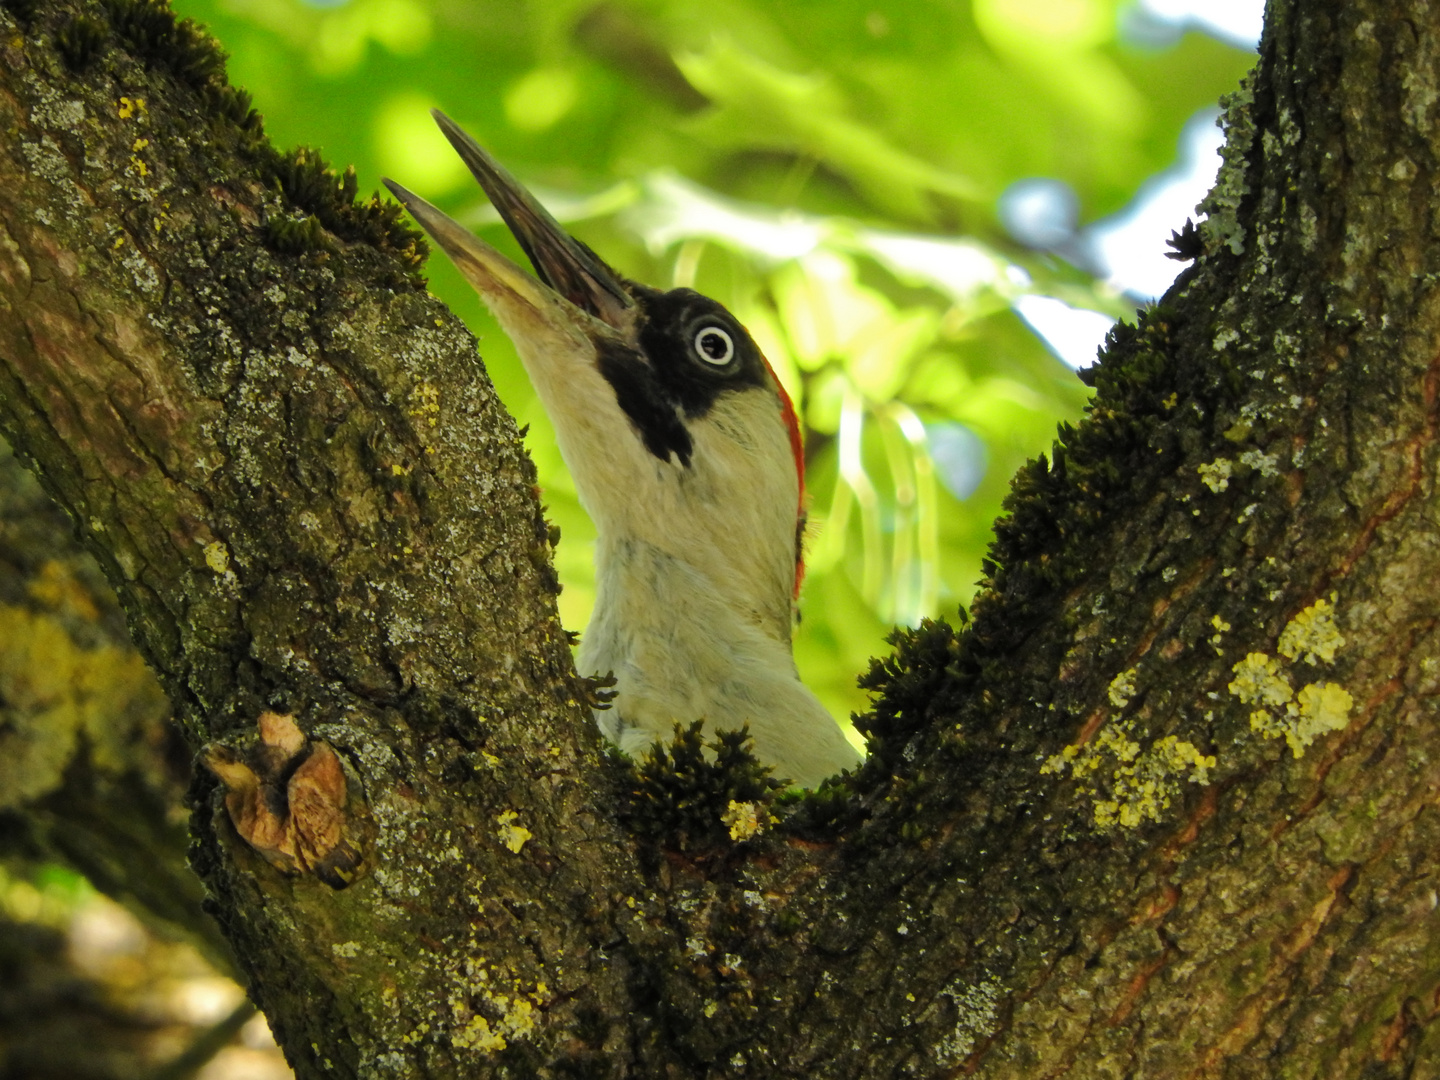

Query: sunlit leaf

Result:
[677,40,982,222]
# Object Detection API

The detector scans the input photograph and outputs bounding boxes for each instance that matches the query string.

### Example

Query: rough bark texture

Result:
[1,0,1438,1076]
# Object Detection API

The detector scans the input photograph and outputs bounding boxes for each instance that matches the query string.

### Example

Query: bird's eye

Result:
[693,325,735,366]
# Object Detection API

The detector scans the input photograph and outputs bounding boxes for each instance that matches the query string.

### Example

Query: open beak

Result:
[383,111,632,342]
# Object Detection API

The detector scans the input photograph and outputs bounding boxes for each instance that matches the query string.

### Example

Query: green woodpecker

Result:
[385,112,860,786]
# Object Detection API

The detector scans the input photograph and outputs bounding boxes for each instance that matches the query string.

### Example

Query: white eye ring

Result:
[693,325,735,366]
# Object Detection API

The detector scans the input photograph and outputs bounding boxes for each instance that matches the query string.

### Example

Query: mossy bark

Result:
[1,0,1438,1077]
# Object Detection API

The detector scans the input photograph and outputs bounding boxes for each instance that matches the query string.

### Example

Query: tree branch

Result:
[0,435,229,966]
[1,1,653,1072]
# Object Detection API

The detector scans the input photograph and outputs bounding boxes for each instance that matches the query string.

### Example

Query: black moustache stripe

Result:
[595,336,695,468]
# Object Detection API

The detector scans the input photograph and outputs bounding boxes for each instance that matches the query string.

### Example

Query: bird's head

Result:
[386,112,806,634]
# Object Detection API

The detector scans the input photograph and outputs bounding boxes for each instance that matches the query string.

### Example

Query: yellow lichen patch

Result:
[722,799,763,842]
[0,605,168,808]
[1041,724,1137,779]
[452,1012,506,1053]
[452,963,549,1055]
[1228,652,1293,708]
[204,541,230,574]
[411,382,441,428]
[1198,458,1233,492]
[1092,734,1216,830]
[1252,681,1353,758]
[1042,721,1213,831]
[1278,598,1345,665]
[1231,601,1353,759]
[117,95,147,119]
[1039,744,1076,776]
[1108,668,1138,709]
[499,995,537,1039]
[1247,709,1280,738]
[1296,681,1351,725]
[495,810,532,853]
[1151,735,1216,784]
[1209,614,1231,652]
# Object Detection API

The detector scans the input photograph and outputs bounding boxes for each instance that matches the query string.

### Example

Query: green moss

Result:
[775,909,802,935]
[262,148,428,278]
[262,213,333,256]
[620,721,782,850]
[524,544,561,594]
[55,14,107,71]
[834,297,1226,773]
[854,612,971,756]
[209,84,265,143]
[101,0,222,88]
[781,777,860,837]
[979,303,1190,622]
[103,0,265,149]
[1165,218,1202,261]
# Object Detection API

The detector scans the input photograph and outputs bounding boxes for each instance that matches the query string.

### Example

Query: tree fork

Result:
[0,0,1438,1077]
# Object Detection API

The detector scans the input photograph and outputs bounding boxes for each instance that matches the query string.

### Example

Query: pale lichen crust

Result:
[1198,76,1256,257]
[934,975,1003,1066]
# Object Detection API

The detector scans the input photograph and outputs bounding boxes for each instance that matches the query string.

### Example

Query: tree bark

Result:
[2,0,1439,1077]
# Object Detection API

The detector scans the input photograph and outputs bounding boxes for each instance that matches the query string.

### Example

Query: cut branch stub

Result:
[203,711,366,889]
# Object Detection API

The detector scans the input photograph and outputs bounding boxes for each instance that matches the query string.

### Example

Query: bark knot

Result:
[203,710,366,888]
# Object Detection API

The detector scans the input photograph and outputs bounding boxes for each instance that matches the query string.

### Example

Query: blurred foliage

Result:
[170,0,1253,722]
[0,862,288,1079]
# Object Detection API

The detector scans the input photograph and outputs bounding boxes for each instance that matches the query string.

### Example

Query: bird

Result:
[384,111,862,787]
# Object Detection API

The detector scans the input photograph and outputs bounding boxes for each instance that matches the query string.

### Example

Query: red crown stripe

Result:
[759,354,806,599]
